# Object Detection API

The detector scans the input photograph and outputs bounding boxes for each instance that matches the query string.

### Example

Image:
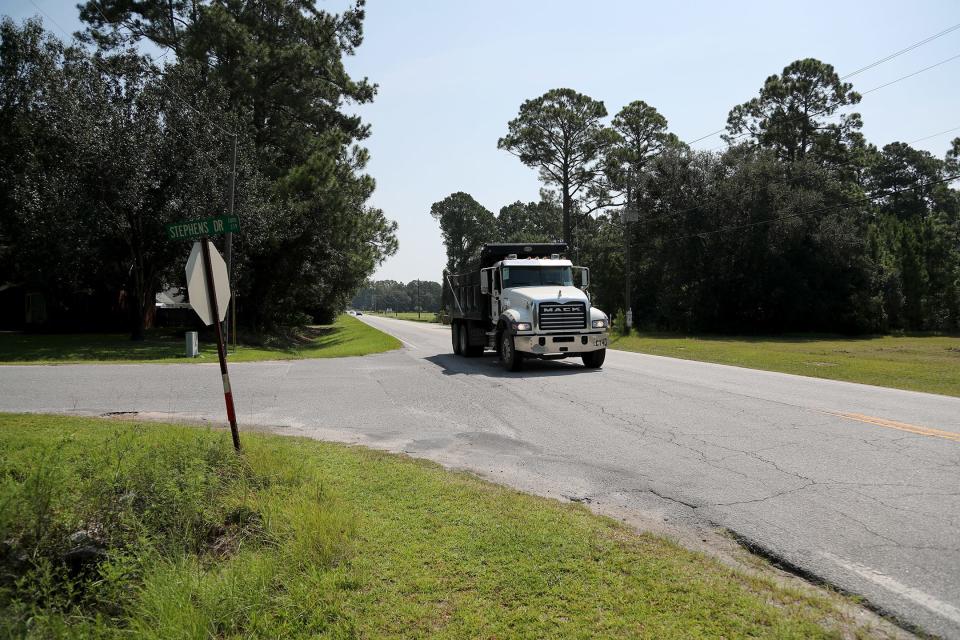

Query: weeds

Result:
[0,414,875,638]
[0,419,347,638]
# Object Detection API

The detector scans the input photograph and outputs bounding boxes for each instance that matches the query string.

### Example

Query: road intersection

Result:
[2,315,958,637]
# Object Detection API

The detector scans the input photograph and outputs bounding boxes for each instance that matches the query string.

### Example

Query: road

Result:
[2,315,959,637]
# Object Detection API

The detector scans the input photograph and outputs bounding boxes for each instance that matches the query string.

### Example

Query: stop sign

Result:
[185,241,230,325]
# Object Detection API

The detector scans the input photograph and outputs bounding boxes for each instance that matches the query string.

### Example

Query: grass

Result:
[361,310,441,324]
[0,413,875,639]
[0,314,399,365]
[610,331,960,397]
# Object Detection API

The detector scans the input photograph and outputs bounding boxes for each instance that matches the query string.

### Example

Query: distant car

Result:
[356,311,363,315]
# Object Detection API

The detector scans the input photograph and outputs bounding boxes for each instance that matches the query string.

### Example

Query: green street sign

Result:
[166,215,240,241]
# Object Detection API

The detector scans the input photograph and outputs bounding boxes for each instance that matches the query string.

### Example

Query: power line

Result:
[687,127,728,147]
[860,51,960,95]
[627,47,960,228]
[840,22,960,79]
[661,172,960,243]
[686,22,960,147]
[910,124,960,145]
[708,51,960,152]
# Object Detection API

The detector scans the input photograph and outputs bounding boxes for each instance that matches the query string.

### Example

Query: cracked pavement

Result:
[2,314,959,637]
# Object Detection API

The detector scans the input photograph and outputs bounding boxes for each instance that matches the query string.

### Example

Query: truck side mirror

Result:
[579,267,590,289]
[480,269,489,294]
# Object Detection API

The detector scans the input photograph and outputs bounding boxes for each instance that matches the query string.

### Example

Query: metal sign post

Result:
[168,214,242,451]
[200,237,240,451]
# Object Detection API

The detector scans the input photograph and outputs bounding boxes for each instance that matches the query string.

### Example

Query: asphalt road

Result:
[2,315,959,637]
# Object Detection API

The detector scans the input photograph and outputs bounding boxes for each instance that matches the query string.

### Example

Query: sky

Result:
[6,0,960,283]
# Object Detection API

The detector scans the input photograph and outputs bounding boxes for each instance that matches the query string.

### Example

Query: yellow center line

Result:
[822,411,960,443]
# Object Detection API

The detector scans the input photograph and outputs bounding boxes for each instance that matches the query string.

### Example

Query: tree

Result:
[606,100,683,191]
[0,18,232,338]
[726,58,862,164]
[496,199,562,242]
[430,192,495,274]
[350,280,442,313]
[577,211,624,317]
[498,88,615,248]
[599,100,685,316]
[868,142,944,220]
[945,137,960,174]
[78,0,397,331]
[0,19,105,329]
[865,141,960,330]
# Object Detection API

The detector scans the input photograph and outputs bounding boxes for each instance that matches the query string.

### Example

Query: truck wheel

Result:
[459,322,473,356]
[581,348,606,369]
[451,322,462,355]
[500,332,523,371]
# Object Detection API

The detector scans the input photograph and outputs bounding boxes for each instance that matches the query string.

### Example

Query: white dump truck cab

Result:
[447,243,609,371]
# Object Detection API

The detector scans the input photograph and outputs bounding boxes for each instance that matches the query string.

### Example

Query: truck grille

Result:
[538,302,586,331]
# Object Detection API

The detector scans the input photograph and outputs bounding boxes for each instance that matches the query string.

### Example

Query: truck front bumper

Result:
[514,332,608,357]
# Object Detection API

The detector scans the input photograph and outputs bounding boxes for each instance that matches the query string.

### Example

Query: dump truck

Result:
[445,242,609,370]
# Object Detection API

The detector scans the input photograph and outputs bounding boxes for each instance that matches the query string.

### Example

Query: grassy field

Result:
[0,315,399,365]
[0,413,881,639]
[361,310,441,323]
[610,332,960,396]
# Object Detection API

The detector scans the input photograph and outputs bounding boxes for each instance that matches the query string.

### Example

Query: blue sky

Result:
[6,0,960,282]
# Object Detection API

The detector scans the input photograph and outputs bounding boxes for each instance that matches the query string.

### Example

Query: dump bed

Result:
[479,243,567,269]
[446,242,568,323]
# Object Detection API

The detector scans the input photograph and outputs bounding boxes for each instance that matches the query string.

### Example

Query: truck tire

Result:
[457,322,481,357]
[581,348,605,369]
[500,332,523,371]
[451,322,462,355]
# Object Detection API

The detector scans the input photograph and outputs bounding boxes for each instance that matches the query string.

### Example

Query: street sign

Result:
[185,241,230,325]
[623,207,639,224]
[181,238,241,450]
[166,215,240,241]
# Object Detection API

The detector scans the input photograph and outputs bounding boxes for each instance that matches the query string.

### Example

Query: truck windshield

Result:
[502,266,573,288]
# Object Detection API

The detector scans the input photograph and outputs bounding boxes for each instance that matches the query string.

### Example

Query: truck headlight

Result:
[592,319,607,328]
[514,322,532,331]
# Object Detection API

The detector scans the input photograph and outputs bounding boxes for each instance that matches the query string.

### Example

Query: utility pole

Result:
[624,169,634,332]
[223,133,238,347]
[417,279,421,318]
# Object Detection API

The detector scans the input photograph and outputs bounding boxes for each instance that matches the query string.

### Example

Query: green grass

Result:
[362,310,440,323]
[0,413,876,639]
[610,332,960,396]
[0,315,399,365]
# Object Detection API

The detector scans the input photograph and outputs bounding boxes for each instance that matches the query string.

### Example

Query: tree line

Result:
[350,280,442,313]
[433,59,960,333]
[0,1,396,338]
